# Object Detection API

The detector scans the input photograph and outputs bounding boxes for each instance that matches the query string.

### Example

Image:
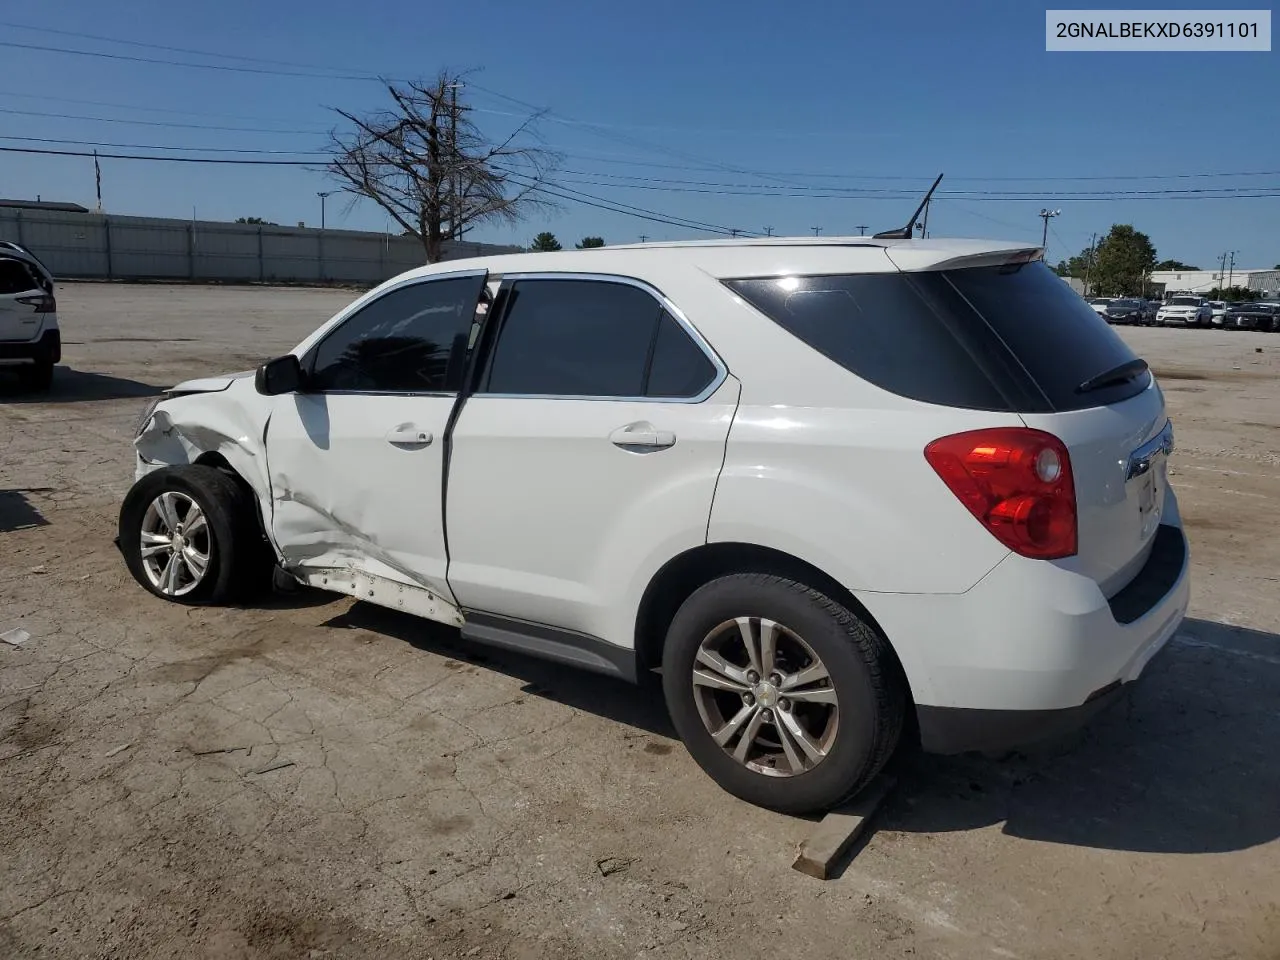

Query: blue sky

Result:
[1,0,1276,268]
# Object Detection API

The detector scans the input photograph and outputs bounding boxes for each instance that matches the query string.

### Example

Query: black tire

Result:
[20,361,53,392]
[118,464,267,605]
[661,573,906,814]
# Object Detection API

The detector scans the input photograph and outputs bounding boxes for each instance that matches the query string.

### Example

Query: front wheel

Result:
[661,574,906,814]
[118,465,266,604]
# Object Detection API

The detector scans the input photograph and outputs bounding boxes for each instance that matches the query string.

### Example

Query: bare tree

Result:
[327,73,558,263]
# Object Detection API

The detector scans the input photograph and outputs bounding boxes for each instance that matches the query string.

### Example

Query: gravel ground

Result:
[2,284,1278,960]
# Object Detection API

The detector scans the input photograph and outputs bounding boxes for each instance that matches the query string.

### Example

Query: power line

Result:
[0,145,321,166]
[0,106,325,135]
[545,173,1280,201]
[0,135,327,156]
[0,20,381,76]
[0,88,325,125]
[2,145,1277,203]
[0,40,378,81]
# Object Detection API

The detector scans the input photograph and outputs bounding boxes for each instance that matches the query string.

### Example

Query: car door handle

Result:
[609,422,676,451]
[385,424,433,446]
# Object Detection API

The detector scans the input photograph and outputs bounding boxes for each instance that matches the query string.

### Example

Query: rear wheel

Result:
[661,573,905,814]
[119,465,267,605]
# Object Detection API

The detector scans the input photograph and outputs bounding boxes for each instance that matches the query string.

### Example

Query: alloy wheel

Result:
[691,617,839,777]
[139,491,212,596]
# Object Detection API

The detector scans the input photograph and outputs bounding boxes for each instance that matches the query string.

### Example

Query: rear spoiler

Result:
[884,246,1044,273]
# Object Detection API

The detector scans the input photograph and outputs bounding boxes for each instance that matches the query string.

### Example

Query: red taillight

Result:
[16,294,55,314]
[924,428,1077,560]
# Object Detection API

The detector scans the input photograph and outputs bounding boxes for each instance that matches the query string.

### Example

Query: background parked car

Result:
[1226,301,1278,331]
[0,243,60,390]
[1140,299,1160,324]
[1157,296,1211,327]
[1087,297,1113,319]
[1103,298,1145,324]
[1207,301,1229,326]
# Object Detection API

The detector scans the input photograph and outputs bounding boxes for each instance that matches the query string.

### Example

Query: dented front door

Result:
[267,393,458,598]
[264,272,486,602]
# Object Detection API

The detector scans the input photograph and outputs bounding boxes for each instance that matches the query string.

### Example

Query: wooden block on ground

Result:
[791,774,896,880]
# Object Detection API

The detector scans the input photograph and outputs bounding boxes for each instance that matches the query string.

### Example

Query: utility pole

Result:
[93,150,103,213]
[811,226,822,236]
[1083,232,1098,296]
[763,226,774,237]
[855,225,868,236]
[1227,250,1237,290]
[317,191,335,230]
[1038,208,1061,252]
[449,80,464,241]
[730,228,740,238]
[638,234,648,243]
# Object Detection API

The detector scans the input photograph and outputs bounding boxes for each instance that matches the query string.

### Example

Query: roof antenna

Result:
[873,173,944,240]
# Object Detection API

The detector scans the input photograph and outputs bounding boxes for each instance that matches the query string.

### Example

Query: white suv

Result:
[0,242,59,390]
[1157,296,1211,327]
[119,238,1189,813]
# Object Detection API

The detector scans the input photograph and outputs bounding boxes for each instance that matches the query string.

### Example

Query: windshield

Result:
[1111,299,1139,308]
[1170,297,1201,306]
[1089,298,1111,305]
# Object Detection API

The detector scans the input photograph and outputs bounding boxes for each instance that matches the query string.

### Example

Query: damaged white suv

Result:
[121,238,1189,813]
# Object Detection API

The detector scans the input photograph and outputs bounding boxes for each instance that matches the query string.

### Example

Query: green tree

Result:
[1090,225,1157,296]
[575,236,605,249]
[530,231,562,252]
[1206,286,1260,302]
[236,216,277,225]
[1154,259,1198,271]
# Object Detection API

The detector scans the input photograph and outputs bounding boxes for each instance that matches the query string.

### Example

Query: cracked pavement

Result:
[2,284,1279,959]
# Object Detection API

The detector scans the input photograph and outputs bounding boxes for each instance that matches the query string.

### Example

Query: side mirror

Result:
[255,354,304,395]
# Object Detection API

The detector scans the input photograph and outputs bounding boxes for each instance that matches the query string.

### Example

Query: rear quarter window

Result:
[725,274,1012,410]
[726,261,1150,413]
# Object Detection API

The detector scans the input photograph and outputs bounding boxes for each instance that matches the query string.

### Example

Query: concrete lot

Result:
[2,283,1278,960]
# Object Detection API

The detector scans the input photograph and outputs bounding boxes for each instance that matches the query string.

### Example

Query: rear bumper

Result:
[917,681,1128,755]
[0,329,60,364]
[860,505,1190,754]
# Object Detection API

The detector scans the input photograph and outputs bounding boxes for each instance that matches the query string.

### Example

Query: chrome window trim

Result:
[477,271,728,404]
[302,268,488,398]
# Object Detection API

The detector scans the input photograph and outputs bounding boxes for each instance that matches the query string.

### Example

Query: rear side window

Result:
[727,261,1149,412]
[647,311,717,398]
[481,279,717,399]
[0,258,38,295]
[726,274,1010,410]
[942,263,1150,410]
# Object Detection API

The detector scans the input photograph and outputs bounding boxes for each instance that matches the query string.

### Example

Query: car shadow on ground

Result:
[322,600,675,738]
[321,602,1279,856]
[0,489,51,532]
[0,366,162,403]
[877,617,1280,857]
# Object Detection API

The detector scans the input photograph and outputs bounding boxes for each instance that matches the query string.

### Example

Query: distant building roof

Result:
[0,198,90,213]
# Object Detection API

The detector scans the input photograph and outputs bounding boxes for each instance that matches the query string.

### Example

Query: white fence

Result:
[0,208,520,285]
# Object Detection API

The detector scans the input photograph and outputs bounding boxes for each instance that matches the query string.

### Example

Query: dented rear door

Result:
[265,272,487,601]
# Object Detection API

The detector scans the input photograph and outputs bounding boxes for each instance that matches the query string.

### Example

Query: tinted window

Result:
[726,273,1011,410]
[483,279,662,397]
[0,258,38,295]
[309,277,482,392]
[941,263,1148,408]
[646,311,717,397]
